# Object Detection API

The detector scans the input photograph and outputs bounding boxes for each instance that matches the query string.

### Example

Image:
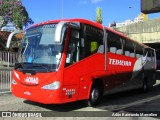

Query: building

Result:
[109,13,148,28]
[112,17,160,69]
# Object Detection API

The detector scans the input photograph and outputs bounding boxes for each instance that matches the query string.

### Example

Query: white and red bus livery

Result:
[11,19,156,106]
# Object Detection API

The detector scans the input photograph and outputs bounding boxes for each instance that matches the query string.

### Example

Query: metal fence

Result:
[0,50,17,94]
[0,50,18,67]
[0,68,12,94]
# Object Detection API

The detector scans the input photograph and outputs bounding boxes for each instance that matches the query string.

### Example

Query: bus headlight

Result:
[42,81,60,90]
[12,79,17,85]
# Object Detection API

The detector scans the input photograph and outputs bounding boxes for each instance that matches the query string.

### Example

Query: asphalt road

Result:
[1,71,160,120]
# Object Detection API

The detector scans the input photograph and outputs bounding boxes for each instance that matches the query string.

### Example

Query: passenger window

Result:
[110,47,117,53]
[90,42,98,54]
[134,43,143,58]
[147,51,151,62]
[97,45,104,53]
[125,51,130,56]
[123,39,136,57]
[107,31,122,54]
[80,24,103,59]
[151,50,155,62]
[147,49,154,62]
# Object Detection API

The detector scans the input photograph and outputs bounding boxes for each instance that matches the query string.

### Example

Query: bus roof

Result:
[28,18,154,50]
[28,18,103,29]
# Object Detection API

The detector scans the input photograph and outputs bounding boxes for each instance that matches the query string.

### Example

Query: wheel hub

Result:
[91,89,99,102]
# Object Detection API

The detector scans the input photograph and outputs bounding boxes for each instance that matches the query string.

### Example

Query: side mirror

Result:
[6,31,23,48]
[54,21,80,44]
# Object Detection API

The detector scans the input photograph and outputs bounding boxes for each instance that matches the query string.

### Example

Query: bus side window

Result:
[97,45,104,53]
[90,41,98,54]
[116,49,123,55]
[80,24,103,59]
[147,50,152,62]
[144,49,150,62]
[124,39,135,57]
[136,54,140,58]
[110,47,117,53]
[107,31,122,54]
[125,51,130,56]
[151,50,155,62]
[135,43,143,59]
[144,48,155,62]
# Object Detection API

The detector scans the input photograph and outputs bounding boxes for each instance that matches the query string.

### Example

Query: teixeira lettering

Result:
[109,58,132,66]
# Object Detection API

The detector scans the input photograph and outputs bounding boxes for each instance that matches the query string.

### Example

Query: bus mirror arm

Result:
[55,21,80,44]
[6,30,23,48]
[68,22,80,30]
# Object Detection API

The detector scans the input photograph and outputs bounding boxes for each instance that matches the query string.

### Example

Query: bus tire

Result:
[142,79,148,92]
[85,82,103,107]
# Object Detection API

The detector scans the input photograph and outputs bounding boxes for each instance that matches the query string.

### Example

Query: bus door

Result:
[62,28,81,103]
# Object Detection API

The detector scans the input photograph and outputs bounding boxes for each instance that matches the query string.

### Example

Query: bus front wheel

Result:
[85,83,103,107]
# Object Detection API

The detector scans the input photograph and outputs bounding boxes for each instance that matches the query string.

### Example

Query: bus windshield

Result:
[17,23,65,72]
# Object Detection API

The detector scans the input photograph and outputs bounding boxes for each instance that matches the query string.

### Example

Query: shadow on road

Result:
[156,70,160,80]
[24,71,160,114]
[24,99,87,112]
[98,84,160,110]
[96,71,160,112]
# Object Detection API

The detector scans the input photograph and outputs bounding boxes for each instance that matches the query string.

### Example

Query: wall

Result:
[115,18,160,43]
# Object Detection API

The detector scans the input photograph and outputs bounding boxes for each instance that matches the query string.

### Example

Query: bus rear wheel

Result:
[85,83,103,107]
[142,79,148,92]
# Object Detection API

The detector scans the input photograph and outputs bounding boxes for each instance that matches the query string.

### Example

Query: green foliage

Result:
[96,7,102,24]
[0,16,7,28]
[0,0,34,30]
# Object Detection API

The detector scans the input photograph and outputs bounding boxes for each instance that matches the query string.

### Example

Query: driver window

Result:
[65,30,80,67]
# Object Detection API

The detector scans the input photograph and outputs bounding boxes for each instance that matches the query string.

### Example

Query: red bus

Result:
[10,19,156,106]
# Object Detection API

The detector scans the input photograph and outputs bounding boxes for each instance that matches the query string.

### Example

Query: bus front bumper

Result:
[11,84,63,104]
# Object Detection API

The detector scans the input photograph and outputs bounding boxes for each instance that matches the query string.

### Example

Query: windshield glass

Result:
[17,24,65,72]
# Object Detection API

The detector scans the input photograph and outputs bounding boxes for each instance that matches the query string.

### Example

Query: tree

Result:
[0,0,34,30]
[0,16,7,28]
[96,7,102,24]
